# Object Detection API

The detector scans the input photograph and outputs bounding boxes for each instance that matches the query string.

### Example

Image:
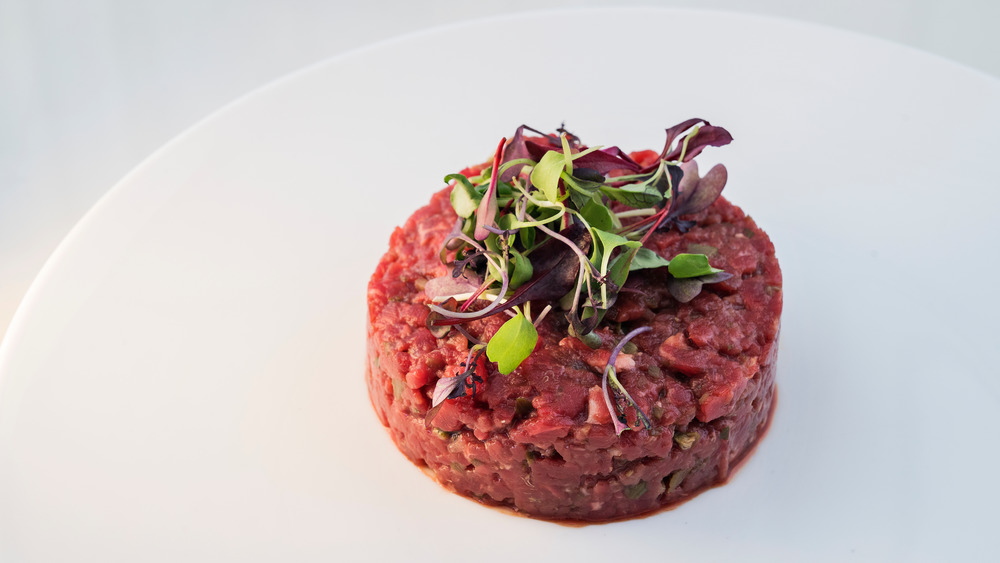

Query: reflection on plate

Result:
[1,8,998,562]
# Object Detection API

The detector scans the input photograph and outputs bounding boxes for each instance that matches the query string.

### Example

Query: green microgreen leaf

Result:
[591,228,629,255]
[444,173,475,191]
[591,229,640,312]
[484,232,502,254]
[667,277,703,303]
[498,192,534,245]
[629,247,671,271]
[460,217,475,239]
[667,253,723,279]
[562,173,602,209]
[580,197,617,232]
[497,214,519,247]
[562,172,604,192]
[509,250,533,289]
[591,229,630,270]
[599,181,663,208]
[520,225,535,248]
[447,174,480,218]
[607,241,642,290]
[495,181,514,199]
[483,235,504,282]
[486,311,538,374]
[530,150,567,202]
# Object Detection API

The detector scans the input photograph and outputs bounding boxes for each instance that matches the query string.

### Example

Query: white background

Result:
[1,0,998,344]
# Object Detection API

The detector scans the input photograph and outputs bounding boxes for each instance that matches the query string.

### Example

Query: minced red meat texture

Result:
[366,185,782,522]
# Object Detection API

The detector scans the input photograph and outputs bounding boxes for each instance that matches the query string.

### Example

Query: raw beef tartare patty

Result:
[366,123,781,522]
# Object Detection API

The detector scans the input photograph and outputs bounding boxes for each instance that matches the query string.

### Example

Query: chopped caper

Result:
[674,431,698,450]
[667,469,689,493]
[623,480,647,500]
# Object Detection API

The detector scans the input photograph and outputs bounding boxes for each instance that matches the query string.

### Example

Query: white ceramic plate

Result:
[2,8,998,562]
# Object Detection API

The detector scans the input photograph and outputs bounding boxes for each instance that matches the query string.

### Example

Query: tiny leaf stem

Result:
[459,279,496,312]
[678,126,700,162]
[532,304,552,327]
[615,209,657,219]
[570,261,587,314]
[560,134,574,175]
[513,180,567,211]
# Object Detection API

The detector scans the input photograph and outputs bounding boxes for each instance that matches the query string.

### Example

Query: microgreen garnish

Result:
[486,311,538,375]
[667,253,724,279]
[431,345,486,407]
[667,270,734,304]
[474,138,507,240]
[429,121,735,432]
[602,327,654,435]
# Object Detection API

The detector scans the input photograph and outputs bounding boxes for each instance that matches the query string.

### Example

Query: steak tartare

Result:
[366,122,781,522]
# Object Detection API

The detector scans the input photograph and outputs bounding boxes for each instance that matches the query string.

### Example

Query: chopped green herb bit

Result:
[623,480,648,500]
[667,469,689,493]
[629,247,672,271]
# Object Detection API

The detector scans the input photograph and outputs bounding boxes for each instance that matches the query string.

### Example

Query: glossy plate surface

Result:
[1,8,998,562]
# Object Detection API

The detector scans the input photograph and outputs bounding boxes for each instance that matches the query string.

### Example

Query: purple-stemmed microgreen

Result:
[432,345,487,407]
[602,326,654,435]
[429,122,736,434]
[424,273,481,302]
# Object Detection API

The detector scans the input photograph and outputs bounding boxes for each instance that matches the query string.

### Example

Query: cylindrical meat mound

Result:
[366,186,782,522]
